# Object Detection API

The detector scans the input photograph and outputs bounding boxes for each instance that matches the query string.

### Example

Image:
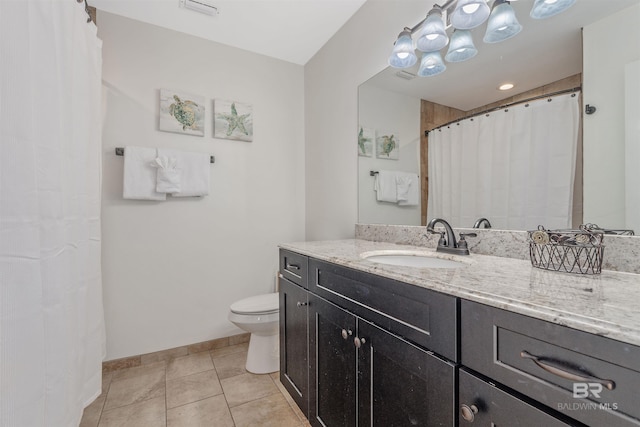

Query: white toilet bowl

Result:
[228,292,279,374]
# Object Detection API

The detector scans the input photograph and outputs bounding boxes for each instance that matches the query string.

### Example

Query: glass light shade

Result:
[451,0,490,30]
[389,29,417,68]
[416,8,449,52]
[483,0,522,43]
[445,30,477,62]
[418,51,446,77]
[530,0,576,19]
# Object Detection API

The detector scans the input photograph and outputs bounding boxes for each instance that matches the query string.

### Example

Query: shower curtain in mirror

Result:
[427,92,581,230]
[0,1,104,426]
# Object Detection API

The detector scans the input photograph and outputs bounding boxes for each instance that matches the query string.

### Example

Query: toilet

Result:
[228,292,280,374]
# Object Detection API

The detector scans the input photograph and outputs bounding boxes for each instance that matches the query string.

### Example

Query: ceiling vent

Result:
[180,0,218,16]
[395,70,416,80]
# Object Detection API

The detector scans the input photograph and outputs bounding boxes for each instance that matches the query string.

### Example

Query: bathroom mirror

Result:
[358,0,640,232]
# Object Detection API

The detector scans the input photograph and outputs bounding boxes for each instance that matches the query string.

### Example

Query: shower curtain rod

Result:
[425,86,581,136]
[77,0,92,23]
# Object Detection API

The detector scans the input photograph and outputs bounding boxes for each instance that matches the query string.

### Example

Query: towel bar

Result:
[115,147,215,164]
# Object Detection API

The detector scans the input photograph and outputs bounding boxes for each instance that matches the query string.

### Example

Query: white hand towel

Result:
[374,170,398,203]
[396,174,412,202]
[152,156,181,193]
[123,146,166,200]
[397,173,419,206]
[158,149,210,197]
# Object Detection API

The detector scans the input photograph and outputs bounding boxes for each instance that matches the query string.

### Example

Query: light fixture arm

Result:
[405,0,457,35]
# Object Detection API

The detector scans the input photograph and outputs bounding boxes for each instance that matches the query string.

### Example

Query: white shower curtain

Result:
[427,92,580,230]
[0,1,104,426]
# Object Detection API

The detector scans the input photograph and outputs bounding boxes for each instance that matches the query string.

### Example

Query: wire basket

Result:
[528,224,605,275]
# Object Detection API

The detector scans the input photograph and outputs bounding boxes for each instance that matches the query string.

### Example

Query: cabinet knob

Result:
[460,404,478,422]
[296,301,308,307]
[341,329,352,340]
[354,337,366,348]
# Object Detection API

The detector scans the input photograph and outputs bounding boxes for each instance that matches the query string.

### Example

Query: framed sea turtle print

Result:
[376,130,399,160]
[214,99,253,142]
[159,89,205,136]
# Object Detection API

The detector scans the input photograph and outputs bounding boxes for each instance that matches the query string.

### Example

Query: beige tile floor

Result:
[81,343,312,427]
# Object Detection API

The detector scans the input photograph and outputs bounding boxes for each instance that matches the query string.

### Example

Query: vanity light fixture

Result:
[445,29,477,62]
[483,0,522,43]
[416,6,449,52]
[450,0,491,30]
[388,0,575,75]
[389,28,418,68]
[530,0,576,19]
[418,51,447,76]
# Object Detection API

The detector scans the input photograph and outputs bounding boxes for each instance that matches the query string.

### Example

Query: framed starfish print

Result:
[214,99,253,142]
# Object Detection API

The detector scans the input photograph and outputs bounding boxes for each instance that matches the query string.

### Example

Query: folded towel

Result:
[123,146,166,201]
[157,149,210,197]
[374,170,398,202]
[152,156,181,193]
[397,173,419,206]
[396,174,412,202]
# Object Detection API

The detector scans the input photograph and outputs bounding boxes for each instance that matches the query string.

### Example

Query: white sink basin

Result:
[360,250,467,269]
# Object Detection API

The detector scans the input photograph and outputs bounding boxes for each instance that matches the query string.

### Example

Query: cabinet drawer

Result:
[459,369,581,426]
[309,259,458,362]
[280,249,308,289]
[461,300,640,427]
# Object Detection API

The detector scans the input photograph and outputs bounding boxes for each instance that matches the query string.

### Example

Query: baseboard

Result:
[102,332,251,374]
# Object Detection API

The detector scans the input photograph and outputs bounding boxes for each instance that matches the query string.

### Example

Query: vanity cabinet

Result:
[461,299,640,427]
[307,258,458,427]
[279,250,310,418]
[308,293,456,427]
[279,247,640,427]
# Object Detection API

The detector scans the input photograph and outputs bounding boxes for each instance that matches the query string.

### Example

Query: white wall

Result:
[358,85,421,225]
[583,3,640,229]
[304,0,433,240]
[626,60,640,234]
[99,12,305,360]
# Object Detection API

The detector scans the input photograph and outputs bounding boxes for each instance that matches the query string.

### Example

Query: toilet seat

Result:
[230,293,279,315]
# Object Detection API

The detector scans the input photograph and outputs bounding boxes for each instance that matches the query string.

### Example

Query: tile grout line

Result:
[209,350,237,426]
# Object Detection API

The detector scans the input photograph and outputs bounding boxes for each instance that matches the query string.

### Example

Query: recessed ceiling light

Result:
[498,83,515,91]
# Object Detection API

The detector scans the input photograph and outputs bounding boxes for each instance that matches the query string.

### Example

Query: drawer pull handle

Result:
[286,263,300,270]
[520,351,616,391]
[460,404,478,422]
[354,337,366,348]
[296,301,308,308]
[341,329,352,340]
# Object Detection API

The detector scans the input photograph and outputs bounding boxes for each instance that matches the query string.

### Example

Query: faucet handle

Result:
[458,233,477,250]
[427,228,447,246]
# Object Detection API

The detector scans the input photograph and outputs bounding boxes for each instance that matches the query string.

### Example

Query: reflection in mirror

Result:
[358,0,640,233]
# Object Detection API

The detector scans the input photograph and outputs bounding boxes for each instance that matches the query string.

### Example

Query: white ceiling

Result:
[90,0,367,65]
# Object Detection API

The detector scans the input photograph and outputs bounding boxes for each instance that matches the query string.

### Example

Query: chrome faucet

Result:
[473,218,492,229]
[427,218,476,255]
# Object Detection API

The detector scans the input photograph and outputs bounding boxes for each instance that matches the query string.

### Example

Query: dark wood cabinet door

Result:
[357,319,456,427]
[309,295,357,427]
[279,277,309,417]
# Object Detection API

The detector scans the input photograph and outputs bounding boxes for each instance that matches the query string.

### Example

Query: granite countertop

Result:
[279,239,640,347]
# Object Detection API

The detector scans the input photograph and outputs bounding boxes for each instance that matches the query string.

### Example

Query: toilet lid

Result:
[230,293,279,315]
